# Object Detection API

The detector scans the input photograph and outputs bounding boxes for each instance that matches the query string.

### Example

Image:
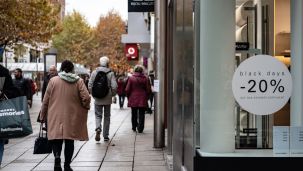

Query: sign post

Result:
[44,48,57,79]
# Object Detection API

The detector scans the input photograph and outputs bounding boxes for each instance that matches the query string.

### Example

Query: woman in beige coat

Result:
[40,60,90,171]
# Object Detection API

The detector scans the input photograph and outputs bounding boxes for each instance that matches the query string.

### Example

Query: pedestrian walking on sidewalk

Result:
[40,60,91,171]
[146,70,155,114]
[0,64,20,167]
[38,65,58,125]
[12,68,32,107]
[117,74,127,109]
[125,65,151,133]
[88,56,117,142]
[41,65,58,101]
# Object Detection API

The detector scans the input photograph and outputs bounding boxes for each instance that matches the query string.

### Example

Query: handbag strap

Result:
[0,90,8,100]
[0,77,5,91]
[0,77,8,100]
[39,123,47,138]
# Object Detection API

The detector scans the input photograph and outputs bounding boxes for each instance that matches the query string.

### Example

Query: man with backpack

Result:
[88,56,117,142]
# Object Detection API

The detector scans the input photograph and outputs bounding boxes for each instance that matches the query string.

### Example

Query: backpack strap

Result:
[106,71,112,87]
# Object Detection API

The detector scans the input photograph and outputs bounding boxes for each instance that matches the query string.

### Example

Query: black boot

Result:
[64,162,73,171]
[54,158,62,171]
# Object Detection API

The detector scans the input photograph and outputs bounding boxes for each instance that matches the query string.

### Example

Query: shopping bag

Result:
[0,96,33,138]
[112,96,117,104]
[33,123,52,154]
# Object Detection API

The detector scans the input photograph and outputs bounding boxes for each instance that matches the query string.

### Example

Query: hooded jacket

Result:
[40,72,91,140]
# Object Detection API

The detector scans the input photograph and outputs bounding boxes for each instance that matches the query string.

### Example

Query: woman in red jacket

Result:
[125,65,151,133]
[117,75,127,109]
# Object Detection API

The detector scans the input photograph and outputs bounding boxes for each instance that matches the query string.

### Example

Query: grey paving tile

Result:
[32,162,54,170]
[135,146,163,152]
[73,153,105,162]
[102,161,132,167]
[134,160,166,166]
[134,166,169,171]
[71,161,101,167]
[134,155,164,161]
[135,151,164,156]
[100,166,132,171]
[0,162,37,168]
[70,167,100,171]
[106,148,134,154]
[0,165,35,171]
[104,154,133,162]
[35,165,99,171]
[108,145,135,152]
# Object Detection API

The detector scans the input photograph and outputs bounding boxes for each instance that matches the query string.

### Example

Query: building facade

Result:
[154,0,303,170]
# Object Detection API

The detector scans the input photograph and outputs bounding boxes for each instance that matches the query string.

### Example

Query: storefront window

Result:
[197,0,301,157]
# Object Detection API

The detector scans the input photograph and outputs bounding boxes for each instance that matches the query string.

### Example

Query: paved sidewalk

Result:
[1,93,168,171]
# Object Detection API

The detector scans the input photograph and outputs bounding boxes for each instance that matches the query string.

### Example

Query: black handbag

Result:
[33,123,52,154]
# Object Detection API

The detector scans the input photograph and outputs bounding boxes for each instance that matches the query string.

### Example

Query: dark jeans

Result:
[146,94,154,113]
[131,107,146,132]
[0,139,4,165]
[51,139,74,164]
[118,95,126,108]
[149,93,154,108]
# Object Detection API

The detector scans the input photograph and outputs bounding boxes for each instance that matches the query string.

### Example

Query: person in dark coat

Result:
[117,75,126,109]
[125,65,151,133]
[12,68,32,107]
[42,65,58,101]
[0,64,20,166]
[146,71,155,114]
[0,65,19,99]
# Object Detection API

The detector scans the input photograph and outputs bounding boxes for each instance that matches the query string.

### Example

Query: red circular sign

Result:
[128,47,135,55]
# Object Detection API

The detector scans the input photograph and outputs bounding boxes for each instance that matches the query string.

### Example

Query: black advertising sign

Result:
[128,0,155,12]
[236,42,250,51]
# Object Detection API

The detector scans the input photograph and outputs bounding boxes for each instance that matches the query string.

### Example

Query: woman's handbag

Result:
[33,123,52,154]
[0,95,33,138]
[112,96,117,104]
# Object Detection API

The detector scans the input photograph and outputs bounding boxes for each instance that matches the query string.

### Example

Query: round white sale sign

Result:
[232,55,292,115]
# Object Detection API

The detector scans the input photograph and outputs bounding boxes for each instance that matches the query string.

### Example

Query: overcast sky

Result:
[65,0,128,27]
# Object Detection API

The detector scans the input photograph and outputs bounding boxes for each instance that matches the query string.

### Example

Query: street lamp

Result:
[44,48,57,78]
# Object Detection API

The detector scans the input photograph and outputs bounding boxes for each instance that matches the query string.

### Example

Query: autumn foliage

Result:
[52,11,94,65]
[0,0,61,47]
[52,10,130,73]
[0,1,131,74]
[94,10,130,74]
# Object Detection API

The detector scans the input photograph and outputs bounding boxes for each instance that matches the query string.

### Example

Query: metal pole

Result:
[167,0,173,155]
[154,0,165,148]
[4,49,7,68]
[290,0,303,126]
